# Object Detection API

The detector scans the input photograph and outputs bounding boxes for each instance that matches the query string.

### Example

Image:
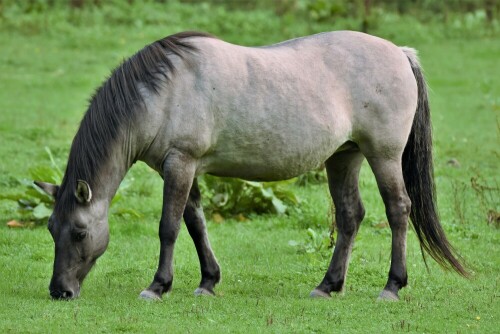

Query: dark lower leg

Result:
[383,211,409,296]
[147,237,177,296]
[142,151,195,298]
[367,157,410,299]
[315,198,365,294]
[183,180,220,293]
[316,232,357,293]
[314,150,365,295]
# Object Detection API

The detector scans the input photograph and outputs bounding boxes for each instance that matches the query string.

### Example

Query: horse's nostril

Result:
[62,290,74,299]
[50,289,74,300]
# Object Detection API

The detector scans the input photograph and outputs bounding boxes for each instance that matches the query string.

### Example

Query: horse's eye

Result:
[74,231,87,242]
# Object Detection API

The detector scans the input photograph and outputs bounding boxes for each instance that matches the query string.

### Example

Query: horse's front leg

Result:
[140,150,196,300]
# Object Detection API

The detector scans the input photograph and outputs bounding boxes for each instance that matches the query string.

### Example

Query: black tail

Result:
[401,48,468,277]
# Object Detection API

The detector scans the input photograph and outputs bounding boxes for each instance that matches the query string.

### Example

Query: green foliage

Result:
[0,147,62,225]
[470,174,500,227]
[303,0,348,22]
[199,176,300,217]
[288,227,334,254]
[108,177,142,218]
[0,0,497,39]
[0,147,140,226]
[295,168,327,187]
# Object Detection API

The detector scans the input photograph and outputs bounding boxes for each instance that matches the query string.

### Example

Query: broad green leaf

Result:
[271,197,287,214]
[33,203,53,220]
[111,207,142,218]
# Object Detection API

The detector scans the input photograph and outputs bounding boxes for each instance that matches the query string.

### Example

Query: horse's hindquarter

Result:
[150,32,417,180]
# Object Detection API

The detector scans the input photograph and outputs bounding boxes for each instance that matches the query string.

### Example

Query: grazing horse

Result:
[35,31,467,301]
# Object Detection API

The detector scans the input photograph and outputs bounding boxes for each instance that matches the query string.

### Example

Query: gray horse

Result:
[35,31,467,301]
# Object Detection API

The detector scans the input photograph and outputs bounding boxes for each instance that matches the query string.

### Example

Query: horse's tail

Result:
[400,47,468,277]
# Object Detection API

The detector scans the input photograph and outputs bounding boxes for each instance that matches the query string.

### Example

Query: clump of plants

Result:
[295,167,327,187]
[0,147,62,227]
[1,147,139,227]
[288,227,335,255]
[289,201,336,255]
[471,174,499,228]
[199,175,300,219]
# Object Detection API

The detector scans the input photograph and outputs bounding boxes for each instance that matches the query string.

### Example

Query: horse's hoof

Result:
[139,289,162,301]
[309,289,331,298]
[194,287,215,296]
[377,290,399,302]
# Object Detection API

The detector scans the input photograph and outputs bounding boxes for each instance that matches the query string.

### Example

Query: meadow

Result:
[0,2,498,333]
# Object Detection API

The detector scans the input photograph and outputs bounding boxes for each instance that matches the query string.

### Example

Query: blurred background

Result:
[0,0,498,44]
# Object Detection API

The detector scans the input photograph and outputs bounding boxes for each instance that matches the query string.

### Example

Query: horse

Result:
[35,30,467,301]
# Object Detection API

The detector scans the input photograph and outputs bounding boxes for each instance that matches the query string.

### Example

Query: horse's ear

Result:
[75,180,92,203]
[34,181,59,198]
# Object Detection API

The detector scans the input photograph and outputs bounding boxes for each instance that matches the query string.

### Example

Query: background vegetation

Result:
[0,0,498,333]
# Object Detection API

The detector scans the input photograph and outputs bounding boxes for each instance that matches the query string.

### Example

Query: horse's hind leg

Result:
[311,148,365,297]
[366,156,411,301]
[183,179,221,296]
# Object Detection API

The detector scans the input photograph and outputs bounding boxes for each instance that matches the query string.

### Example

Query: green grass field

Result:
[0,2,499,333]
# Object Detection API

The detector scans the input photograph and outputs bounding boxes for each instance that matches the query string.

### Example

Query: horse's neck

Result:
[99,137,135,206]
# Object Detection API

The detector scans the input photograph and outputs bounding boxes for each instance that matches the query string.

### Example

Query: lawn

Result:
[0,2,498,333]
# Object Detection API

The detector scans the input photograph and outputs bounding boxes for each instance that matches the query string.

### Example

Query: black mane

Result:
[55,31,213,215]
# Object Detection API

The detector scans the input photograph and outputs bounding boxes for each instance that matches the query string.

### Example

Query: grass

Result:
[0,2,499,333]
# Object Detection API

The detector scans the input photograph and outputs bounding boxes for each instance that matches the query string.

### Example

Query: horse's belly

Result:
[198,124,346,181]
[202,152,326,181]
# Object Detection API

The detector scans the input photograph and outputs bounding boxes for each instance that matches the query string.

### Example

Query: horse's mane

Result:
[55,31,213,215]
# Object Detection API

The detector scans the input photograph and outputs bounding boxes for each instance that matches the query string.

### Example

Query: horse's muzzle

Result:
[50,286,80,300]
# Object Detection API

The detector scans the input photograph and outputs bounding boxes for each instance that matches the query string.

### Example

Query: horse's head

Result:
[35,180,109,300]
